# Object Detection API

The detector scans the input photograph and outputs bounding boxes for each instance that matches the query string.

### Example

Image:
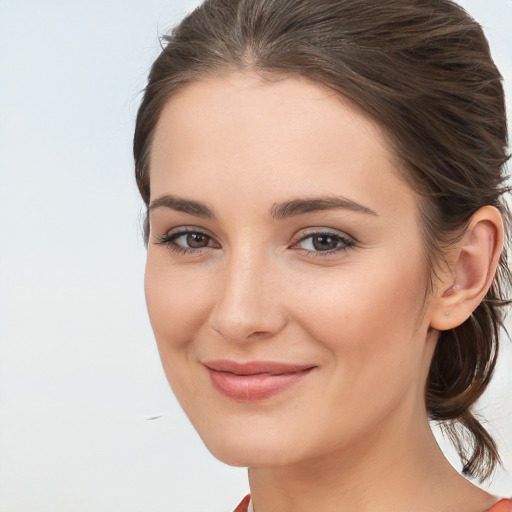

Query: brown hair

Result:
[133,0,510,480]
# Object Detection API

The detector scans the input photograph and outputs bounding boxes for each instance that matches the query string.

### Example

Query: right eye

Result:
[156,228,218,255]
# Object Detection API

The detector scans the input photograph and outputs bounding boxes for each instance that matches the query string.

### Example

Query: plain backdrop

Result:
[0,1,510,511]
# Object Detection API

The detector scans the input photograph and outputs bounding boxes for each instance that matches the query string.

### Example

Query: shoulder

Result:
[485,499,512,512]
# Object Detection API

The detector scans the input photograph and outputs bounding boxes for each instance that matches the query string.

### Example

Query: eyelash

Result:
[292,229,356,257]
[155,228,356,257]
[156,228,217,256]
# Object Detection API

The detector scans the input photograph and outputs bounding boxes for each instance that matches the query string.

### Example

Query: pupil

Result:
[187,233,208,248]
[313,235,337,251]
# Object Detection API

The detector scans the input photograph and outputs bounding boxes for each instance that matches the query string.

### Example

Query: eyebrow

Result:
[149,194,215,218]
[149,194,378,219]
[269,195,378,219]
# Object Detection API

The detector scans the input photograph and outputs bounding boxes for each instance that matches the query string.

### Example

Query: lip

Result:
[203,360,316,401]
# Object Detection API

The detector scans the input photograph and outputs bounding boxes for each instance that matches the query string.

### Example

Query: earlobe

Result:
[429,206,504,331]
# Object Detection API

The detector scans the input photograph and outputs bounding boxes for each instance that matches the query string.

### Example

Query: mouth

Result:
[203,360,316,401]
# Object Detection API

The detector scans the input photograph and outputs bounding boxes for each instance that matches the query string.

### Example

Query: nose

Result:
[208,249,288,343]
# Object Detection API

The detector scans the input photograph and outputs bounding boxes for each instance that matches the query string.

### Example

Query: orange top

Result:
[487,499,512,512]
[233,495,512,512]
[233,494,251,512]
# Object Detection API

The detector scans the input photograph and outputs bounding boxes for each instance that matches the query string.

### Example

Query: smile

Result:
[203,360,316,401]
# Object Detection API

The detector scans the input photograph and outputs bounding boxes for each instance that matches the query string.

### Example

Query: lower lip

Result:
[206,367,314,401]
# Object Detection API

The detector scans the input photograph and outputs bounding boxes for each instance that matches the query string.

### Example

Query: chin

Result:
[198,427,304,468]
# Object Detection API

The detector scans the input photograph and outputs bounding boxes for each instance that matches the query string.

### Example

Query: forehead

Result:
[149,71,417,221]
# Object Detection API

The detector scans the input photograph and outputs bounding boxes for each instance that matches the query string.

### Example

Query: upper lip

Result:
[203,360,316,375]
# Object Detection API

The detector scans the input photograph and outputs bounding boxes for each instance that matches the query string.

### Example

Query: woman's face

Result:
[145,71,439,467]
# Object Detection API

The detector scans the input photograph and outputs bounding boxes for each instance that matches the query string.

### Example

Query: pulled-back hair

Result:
[133,0,510,481]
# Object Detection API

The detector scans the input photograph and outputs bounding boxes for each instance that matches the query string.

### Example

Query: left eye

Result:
[174,232,212,249]
[293,232,355,253]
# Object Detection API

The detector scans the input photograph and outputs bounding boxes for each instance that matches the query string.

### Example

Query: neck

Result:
[247,408,495,512]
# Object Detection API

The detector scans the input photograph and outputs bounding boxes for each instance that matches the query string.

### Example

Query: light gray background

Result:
[0,1,510,511]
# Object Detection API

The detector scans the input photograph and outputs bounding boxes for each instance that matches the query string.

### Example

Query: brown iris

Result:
[311,234,339,251]
[186,233,210,248]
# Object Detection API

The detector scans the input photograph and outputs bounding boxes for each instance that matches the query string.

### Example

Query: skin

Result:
[145,71,502,512]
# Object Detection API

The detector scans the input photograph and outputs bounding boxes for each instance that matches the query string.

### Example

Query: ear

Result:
[429,206,504,331]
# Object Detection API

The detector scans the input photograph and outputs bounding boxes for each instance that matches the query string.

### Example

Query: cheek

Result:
[144,253,213,356]
[144,254,219,412]
[280,254,431,447]
[289,251,429,376]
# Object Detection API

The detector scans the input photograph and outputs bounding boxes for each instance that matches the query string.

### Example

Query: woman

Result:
[134,0,511,510]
